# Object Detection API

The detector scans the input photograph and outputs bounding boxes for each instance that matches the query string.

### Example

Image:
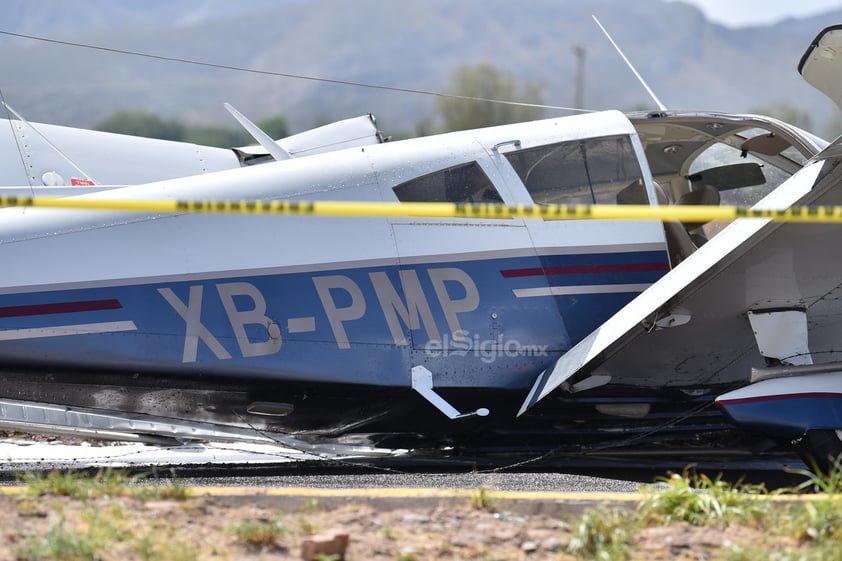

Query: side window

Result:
[688,142,791,240]
[688,143,789,207]
[504,135,645,205]
[393,161,503,203]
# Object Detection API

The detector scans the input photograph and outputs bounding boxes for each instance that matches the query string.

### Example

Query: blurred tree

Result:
[749,101,813,134]
[436,63,544,132]
[625,102,657,113]
[414,116,436,138]
[257,115,290,139]
[822,114,842,141]
[96,110,291,147]
[96,110,185,141]
[182,125,248,147]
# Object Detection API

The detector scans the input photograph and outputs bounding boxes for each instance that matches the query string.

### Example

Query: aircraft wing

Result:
[519,147,840,414]
[0,120,241,187]
[0,113,384,189]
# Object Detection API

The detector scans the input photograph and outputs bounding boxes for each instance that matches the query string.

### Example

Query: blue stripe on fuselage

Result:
[0,250,668,388]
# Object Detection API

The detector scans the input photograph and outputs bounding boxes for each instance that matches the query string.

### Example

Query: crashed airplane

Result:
[1,24,842,470]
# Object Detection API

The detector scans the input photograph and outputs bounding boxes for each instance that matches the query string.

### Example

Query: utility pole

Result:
[573,45,586,110]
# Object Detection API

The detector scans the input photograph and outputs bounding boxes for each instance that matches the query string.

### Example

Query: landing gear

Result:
[798,429,842,474]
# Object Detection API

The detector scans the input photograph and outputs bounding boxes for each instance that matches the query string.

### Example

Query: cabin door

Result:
[486,133,671,345]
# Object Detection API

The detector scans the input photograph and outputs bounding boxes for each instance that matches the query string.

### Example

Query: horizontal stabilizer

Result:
[235,114,383,160]
[225,102,293,161]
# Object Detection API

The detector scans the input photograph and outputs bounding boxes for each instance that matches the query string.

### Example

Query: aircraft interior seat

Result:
[655,182,698,265]
[676,184,720,246]
[652,181,671,205]
[676,183,720,206]
[615,179,702,265]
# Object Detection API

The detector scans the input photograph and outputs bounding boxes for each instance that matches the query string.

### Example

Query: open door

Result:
[799,24,842,112]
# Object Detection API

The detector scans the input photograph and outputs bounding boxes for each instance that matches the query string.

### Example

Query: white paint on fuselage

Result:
[0,111,655,294]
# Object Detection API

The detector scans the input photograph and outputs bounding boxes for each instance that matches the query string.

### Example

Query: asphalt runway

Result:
[0,437,811,491]
[173,470,642,493]
[159,461,812,493]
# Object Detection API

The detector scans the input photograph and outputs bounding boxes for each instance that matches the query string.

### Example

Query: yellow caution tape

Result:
[1,195,842,223]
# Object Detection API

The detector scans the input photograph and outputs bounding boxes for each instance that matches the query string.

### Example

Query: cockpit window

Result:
[393,161,503,203]
[504,135,645,205]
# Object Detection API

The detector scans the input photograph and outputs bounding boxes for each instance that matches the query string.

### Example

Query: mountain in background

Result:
[1,0,840,138]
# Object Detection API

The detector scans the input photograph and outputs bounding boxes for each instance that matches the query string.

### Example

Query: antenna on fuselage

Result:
[592,15,668,112]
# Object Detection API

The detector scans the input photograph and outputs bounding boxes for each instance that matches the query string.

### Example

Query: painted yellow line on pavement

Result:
[155,487,842,502]
[188,487,644,502]
[3,195,842,223]
[0,485,640,501]
[0,485,833,502]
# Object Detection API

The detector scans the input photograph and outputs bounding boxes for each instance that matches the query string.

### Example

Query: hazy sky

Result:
[670,0,842,27]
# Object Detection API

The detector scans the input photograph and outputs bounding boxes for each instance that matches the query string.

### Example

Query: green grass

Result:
[16,522,102,561]
[13,504,200,561]
[14,512,120,561]
[562,467,842,560]
[638,470,770,527]
[774,463,842,543]
[567,506,637,560]
[144,539,199,561]
[230,518,287,548]
[470,485,498,511]
[21,469,130,499]
[312,555,342,561]
[724,535,842,561]
[10,464,842,561]
[297,498,326,512]
[788,457,842,495]
[296,515,319,535]
[11,470,201,560]
[20,469,190,501]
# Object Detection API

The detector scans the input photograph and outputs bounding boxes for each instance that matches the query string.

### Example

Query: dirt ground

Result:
[0,488,783,561]
[0,431,804,559]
